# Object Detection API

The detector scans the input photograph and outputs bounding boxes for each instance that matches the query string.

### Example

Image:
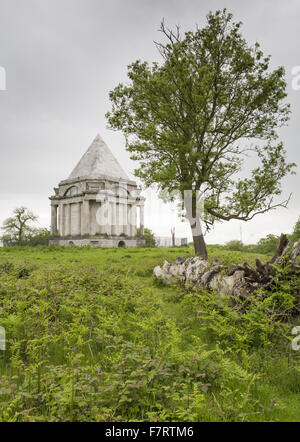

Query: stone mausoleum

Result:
[49,134,145,247]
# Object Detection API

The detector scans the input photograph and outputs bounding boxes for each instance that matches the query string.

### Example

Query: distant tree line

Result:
[220,215,300,255]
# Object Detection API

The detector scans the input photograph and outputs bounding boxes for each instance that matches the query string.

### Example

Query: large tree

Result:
[106,9,295,258]
[1,207,38,245]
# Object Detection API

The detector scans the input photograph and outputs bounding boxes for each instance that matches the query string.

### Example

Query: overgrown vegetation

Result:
[0,246,299,421]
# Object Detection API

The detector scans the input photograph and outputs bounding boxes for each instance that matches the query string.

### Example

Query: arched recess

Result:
[64,186,79,197]
[112,185,129,198]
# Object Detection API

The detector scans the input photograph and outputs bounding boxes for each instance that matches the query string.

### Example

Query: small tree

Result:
[1,207,38,245]
[106,9,295,258]
[137,227,156,247]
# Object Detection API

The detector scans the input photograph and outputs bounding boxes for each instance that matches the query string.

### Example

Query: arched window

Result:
[65,186,79,197]
[112,185,129,197]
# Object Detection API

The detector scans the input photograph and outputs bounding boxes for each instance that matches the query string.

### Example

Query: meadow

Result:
[0,245,299,422]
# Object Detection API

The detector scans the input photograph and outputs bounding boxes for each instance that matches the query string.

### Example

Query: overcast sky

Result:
[0,0,299,243]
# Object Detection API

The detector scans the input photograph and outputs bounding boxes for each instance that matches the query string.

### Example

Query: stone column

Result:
[71,203,81,236]
[80,202,84,236]
[105,200,111,235]
[82,200,90,236]
[140,204,144,236]
[130,205,137,237]
[97,202,105,235]
[127,205,132,236]
[77,203,82,236]
[111,202,117,235]
[115,203,120,235]
[124,202,130,236]
[66,204,71,236]
[58,203,64,236]
[117,203,123,235]
[51,204,58,236]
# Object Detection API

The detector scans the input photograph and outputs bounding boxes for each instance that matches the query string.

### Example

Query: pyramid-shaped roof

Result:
[68,134,129,181]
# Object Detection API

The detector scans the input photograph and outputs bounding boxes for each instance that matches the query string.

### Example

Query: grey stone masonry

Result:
[49,134,145,247]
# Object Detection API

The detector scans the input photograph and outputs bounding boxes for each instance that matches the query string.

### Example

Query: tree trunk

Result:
[193,233,208,259]
[18,228,22,246]
[188,216,208,259]
[186,191,208,259]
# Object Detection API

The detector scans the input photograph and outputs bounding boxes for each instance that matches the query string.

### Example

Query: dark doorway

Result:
[118,241,126,248]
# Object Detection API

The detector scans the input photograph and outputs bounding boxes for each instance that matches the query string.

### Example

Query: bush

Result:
[224,240,244,252]
[137,227,156,247]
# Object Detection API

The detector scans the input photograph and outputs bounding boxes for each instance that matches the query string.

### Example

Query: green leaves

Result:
[106,9,295,242]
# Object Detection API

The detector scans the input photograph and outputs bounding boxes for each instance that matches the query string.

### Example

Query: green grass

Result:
[0,245,299,422]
